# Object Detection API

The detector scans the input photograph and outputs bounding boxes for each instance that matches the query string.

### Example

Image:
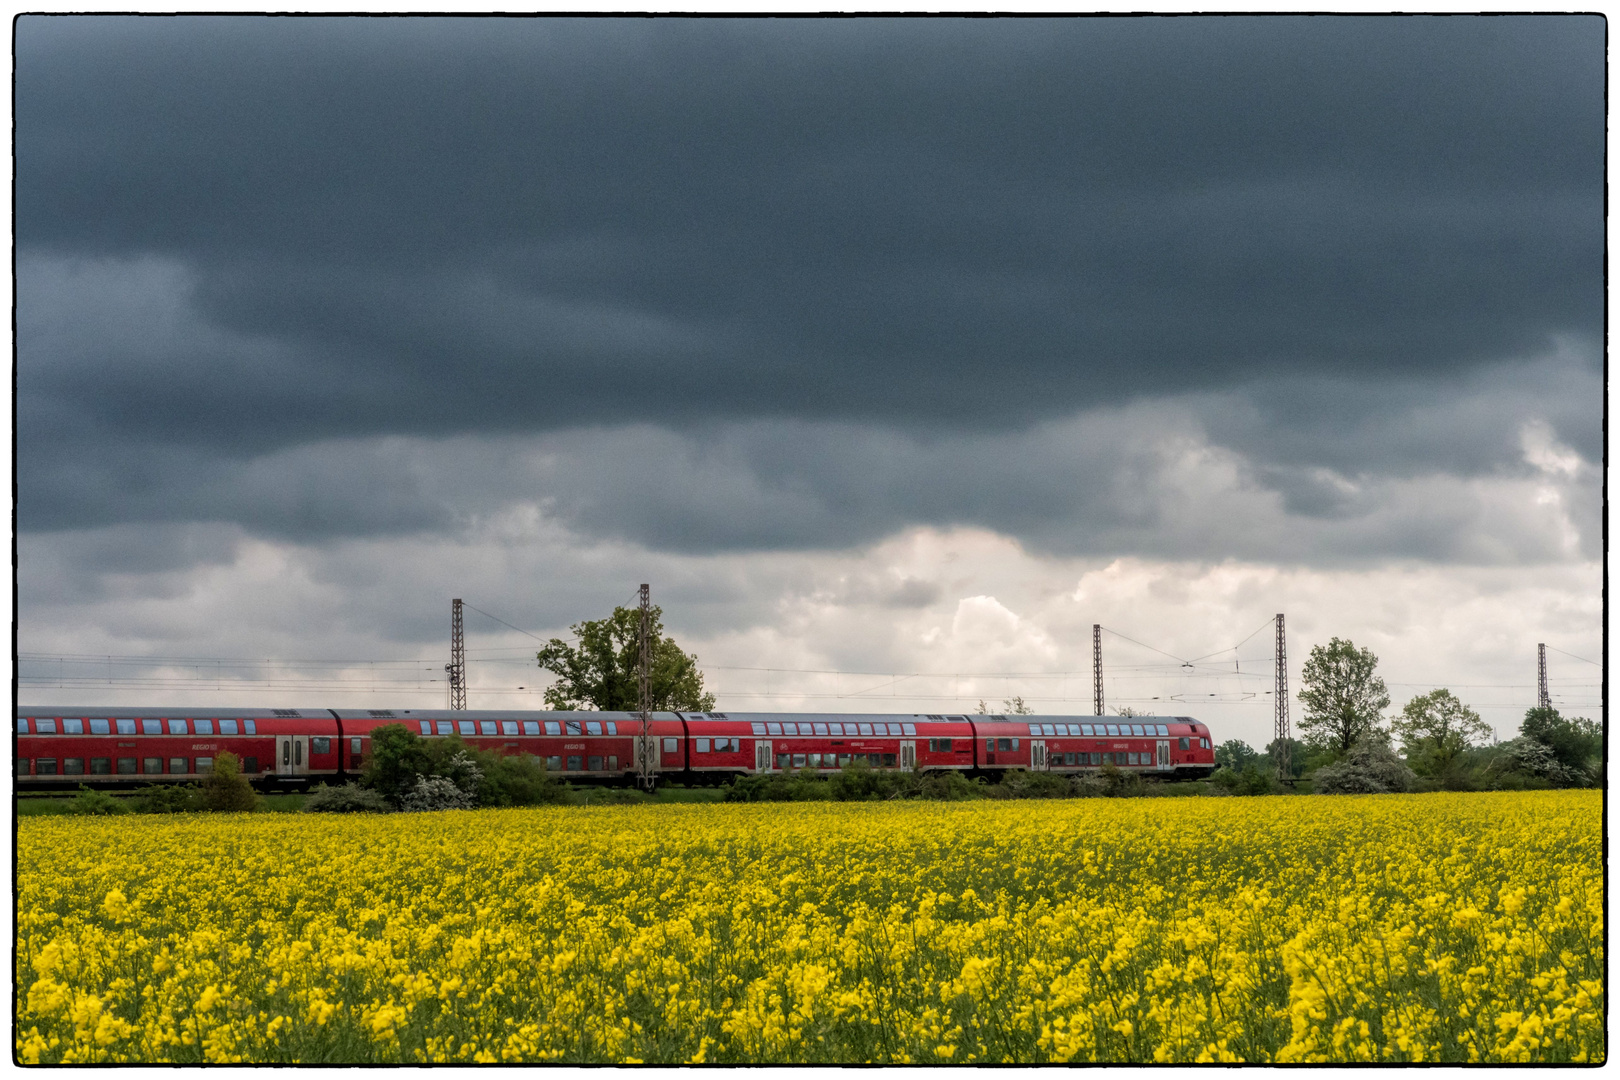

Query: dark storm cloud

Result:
[15,15,1604,554]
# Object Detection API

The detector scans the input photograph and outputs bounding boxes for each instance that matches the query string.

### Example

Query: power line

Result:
[1545,644,1602,667]
[461,603,549,644]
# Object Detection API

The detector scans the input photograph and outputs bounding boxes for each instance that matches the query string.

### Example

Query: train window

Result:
[725,738,741,752]
[168,719,189,735]
[243,721,257,735]
[695,738,711,753]
[36,718,57,734]
[195,719,215,736]
[780,722,796,735]
[882,754,897,767]
[792,753,807,768]
[458,721,476,736]
[775,754,789,770]
[751,722,766,735]
[995,738,1010,752]
[1137,725,1149,737]
[903,722,917,735]
[545,721,561,735]
[430,721,448,736]
[985,739,994,753]
[1065,753,1077,766]
[64,758,85,775]
[16,758,29,776]
[565,721,583,736]
[476,721,495,736]
[1026,723,1039,735]
[1179,737,1189,751]
[15,718,27,734]
[1201,738,1210,750]
[64,719,85,735]
[547,756,562,771]
[823,722,839,735]
[1046,724,1061,737]
[662,738,678,754]
[1092,752,1103,765]
[218,720,239,735]
[585,721,602,736]
[1156,724,1169,736]
[143,757,162,774]
[522,721,540,736]
[813,722,829,736]
[567,756,582,771]
[311,737,330,754]
[1011,738,1020,750]
[1079,724,1092,736]
[244,757,259,774]
[89,758,111,774]
[88,719,111,735]
[351,737,362,754]
[196,757,214,774]
[857,723,874,736]
[807,753,821,766]
[608,755,619,771]
[499,721,517,737]
[766,722,783,735]
[37,758,57,775]
[416,721,431,735]
[588,755,603,770]
[1101,724,1115,736]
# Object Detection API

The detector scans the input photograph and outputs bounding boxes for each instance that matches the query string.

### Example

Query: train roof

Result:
[17,705,329,719]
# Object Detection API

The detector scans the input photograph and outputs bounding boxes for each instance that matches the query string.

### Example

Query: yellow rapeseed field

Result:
[15,790,1602,1063]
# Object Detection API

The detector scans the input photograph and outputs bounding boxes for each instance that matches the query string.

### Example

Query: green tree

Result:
[1297,637,1391,757]
[201,751,261,812]
[537,604,716,711]
[361,723,434,805]
[1391,689,1491,777]
[1520,706,1601,777]
[1260,736,1309,780]
[1214,739,1258,772]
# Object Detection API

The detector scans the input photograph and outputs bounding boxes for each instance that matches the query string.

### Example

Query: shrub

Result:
[70,785,130,816]
[724,773,796,802]
[304,782,394,813]
[401,774,479,812]
[1486,737,1588,789]
[477,753,567,807]
[201,751,261,812]
[1312,739,1417,795]
[1210,763,1277,797]
[135,783,202,814]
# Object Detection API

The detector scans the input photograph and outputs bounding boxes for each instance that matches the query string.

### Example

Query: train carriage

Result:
[975,715,1216,779]
[14,707,341,790]
[333,709,687,784]
[731,712,979,775]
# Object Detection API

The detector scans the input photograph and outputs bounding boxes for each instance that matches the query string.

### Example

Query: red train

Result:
[13,706,1217,790]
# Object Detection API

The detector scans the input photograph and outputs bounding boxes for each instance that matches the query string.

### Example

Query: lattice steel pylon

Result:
[1092,624,1103,715]
[1538,643,1550,709]
[636,584,656,791]
[446,598,466,710]
[1274,613,1290,783]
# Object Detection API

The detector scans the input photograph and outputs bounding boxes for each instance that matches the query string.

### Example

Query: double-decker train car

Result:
[14,706,1216,791]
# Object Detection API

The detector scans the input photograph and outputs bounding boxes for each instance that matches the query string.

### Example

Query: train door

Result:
[276,735,308,778]
[1031,740,1047,770]
[900,740,916,770]
[1157,740,1171,771]
[755,740,772,773]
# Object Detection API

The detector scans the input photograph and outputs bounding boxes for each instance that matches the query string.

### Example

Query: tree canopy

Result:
[1390,688,1491,776]
[536,604,716,712]
[1297,637,1391,756]
[1520,706,1601,776]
